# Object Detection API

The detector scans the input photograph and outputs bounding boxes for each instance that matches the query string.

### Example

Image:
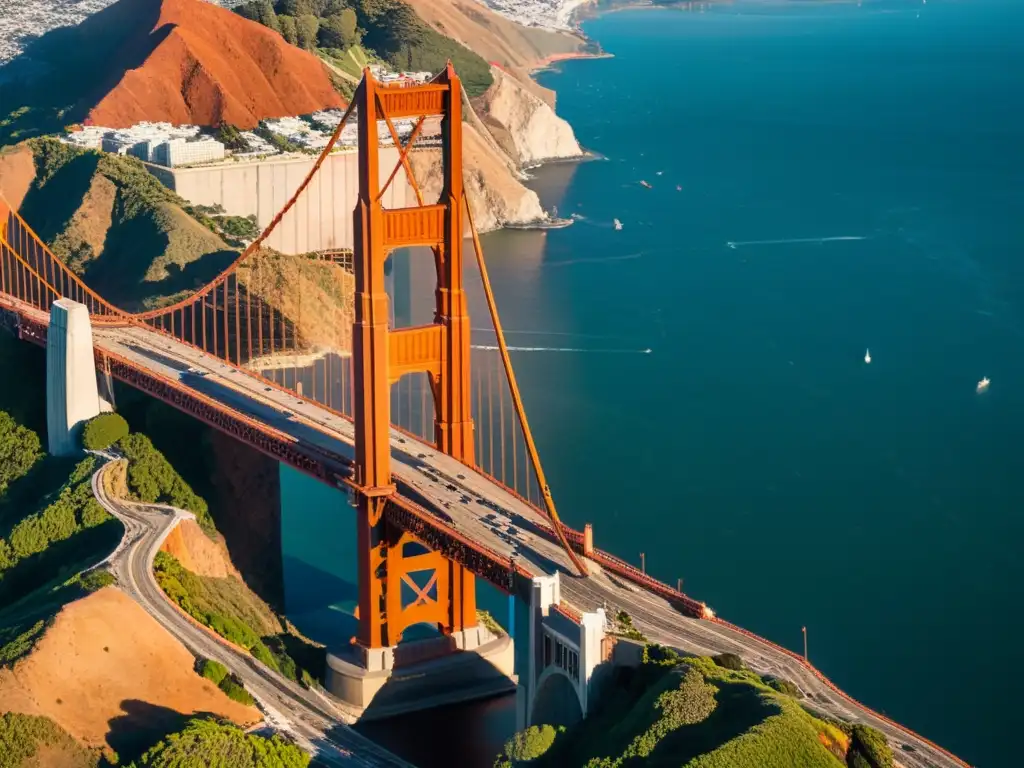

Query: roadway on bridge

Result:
[90,458,412,768]
[91,325,963,768]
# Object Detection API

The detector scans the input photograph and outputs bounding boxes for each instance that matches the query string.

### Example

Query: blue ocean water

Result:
[282,2,1023,765]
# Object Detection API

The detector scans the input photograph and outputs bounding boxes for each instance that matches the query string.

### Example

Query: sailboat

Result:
[614,218,623,230]
[864,348,871,364]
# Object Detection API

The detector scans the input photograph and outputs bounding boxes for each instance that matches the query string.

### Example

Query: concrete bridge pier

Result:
[45,299,103,456]
[324,624,516,720]
[517,572,611,732]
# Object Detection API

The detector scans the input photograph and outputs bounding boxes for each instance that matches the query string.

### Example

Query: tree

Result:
[278,14,298,45]
[276,0,315,16]
[318,9,358,50]
[0,412,42,493]
[295,14,320,50]
[236,0,281,33]
[81,412,129,451]
[132,718,310,767]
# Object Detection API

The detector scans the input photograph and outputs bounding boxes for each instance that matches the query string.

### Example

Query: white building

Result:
[151,138,226,167]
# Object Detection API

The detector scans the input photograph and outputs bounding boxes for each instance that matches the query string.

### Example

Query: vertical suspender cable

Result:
[465,197,588,577]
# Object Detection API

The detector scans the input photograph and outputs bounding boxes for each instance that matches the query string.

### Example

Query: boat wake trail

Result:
[549,252,644,267]
[725,236,868,249]
[472,345,652,354]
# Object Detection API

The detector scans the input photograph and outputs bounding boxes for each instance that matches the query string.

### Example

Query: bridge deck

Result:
[1,302,965,768]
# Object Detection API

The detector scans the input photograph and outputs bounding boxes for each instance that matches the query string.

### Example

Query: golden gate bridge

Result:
[0,65,969,768]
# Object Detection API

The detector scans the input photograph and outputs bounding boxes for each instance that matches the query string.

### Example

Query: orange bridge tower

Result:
[351,64,478,658]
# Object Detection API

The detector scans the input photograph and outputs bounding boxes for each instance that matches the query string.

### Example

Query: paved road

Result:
[89,459,412,768]
[88,326,965,768]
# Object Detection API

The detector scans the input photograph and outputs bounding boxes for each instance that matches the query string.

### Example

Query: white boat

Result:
[614,218,623,230]
[977,376,990,393]
[864,348,871,364]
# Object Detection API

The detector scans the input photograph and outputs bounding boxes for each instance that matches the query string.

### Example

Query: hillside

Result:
[88,0,344,128]
[16,138,238,311]
[0,712,100,768]
[498,646,894,768]
[0,0,343,143]
[406,0,585,106]
[0,588,261,758]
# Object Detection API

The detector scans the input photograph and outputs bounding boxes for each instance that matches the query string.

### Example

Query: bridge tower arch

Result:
[351,65,477,652]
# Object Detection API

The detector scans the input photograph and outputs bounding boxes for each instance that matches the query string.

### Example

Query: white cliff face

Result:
[409,122,546,233]
[475,66,584,166]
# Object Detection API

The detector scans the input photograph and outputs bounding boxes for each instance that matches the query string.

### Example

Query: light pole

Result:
[640,552,646,574]
[677,577,683,592]
[802,626,808,662]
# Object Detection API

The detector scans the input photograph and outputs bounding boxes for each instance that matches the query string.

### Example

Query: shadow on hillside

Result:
[0,0,167,146]
[18,152,101,241]
[0,519,123,610]
[648,678,779,765]
[106,700,220,763]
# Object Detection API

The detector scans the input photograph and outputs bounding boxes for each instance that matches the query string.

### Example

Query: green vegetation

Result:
[255,124,307,154]
[355,0,492,96]
[235,0,493,97]
[711,652,744,671]
[0,411,43,494]
[0,712,99,768]
[81,413,129,451]
[477,609,505,636]
[198,657,230,686]
[611,610,646,641]
[765,677,802,698]
[20,138,237,310]
[849,724,894,768]
[494,724,563,767]
[117,433,216,535]
[78,568,115,592]
[217,674,257,706]
[507,644,893,768]
[0,619,47,667]
[128,718,309,767]
[0,454,117,601]
[153,551,322,686]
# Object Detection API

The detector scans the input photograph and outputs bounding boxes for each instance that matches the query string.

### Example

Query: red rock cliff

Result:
[86,0,343,129]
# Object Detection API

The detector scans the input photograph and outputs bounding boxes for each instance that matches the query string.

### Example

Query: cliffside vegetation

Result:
[496,644,894,768]
[128,718,310,768]
[234,0,493,97]
[0,413,122,672]
[153,550,324,689]
[0,712,101,768]
[117,433,216,535]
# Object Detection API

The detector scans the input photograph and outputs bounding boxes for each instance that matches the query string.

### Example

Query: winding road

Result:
[88,458,412,768]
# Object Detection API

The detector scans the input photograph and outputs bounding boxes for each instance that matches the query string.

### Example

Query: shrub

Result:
[642,644,680,668]
[79,569,115,592]
[495,724,562,766]
[849,724,894,768]
[134,718,309,767]
[766,677,802,697]
[117,434,214,534]
[0,411,42,494]
[197,658,229,686]
[81,413,129,451]
[711,652,744,670]
[218,674,255,706]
